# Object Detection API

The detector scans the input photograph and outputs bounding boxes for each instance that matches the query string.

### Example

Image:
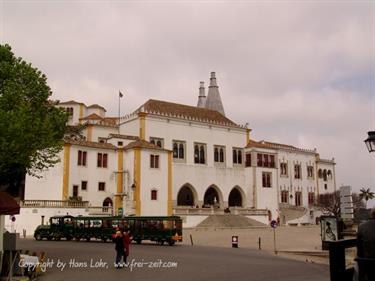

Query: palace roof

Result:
[123,139,170,152]
[246,139,317,154]
[134,99,242,128]
[65,139,117,150]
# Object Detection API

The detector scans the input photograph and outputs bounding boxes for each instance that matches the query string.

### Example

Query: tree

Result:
[0,44,68,196]
[316,191,341,217]
[359,188,374,209]
[315,191,365,218]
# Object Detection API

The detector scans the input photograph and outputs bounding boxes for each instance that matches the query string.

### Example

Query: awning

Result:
[0,192,20,215]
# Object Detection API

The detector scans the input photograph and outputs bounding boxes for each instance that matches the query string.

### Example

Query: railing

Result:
[20,200,89,208]
[173,207,268,216]
[87,206,113,215]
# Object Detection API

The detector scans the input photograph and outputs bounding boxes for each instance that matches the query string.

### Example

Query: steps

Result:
[279,206,307,224]
[196,214,266,228]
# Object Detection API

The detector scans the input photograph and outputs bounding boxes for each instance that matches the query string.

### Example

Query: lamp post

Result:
[364,131,375,153]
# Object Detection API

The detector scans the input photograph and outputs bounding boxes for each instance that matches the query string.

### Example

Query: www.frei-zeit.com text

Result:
[19,258,178,272]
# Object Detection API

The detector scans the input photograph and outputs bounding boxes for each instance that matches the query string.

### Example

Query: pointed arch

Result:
[177,184,198,206]
[103,197,113,207]
[228,186,246,207]
[203,185,223,207]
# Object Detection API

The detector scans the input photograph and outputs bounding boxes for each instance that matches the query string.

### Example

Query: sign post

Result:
[340,186,354,220]
[270,220,277,254]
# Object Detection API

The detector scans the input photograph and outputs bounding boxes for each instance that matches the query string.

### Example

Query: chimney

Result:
[209,72,218,87]
[197,81,206,108]
[205,71,225,116]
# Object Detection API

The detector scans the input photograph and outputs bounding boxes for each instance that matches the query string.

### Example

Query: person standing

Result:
[114,230,125,268]
[356,208,375,280]
[123,229,132,265]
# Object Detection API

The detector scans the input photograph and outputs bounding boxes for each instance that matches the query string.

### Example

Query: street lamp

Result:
[364,131,375,153]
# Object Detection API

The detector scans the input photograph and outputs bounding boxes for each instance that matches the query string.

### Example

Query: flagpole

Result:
[118,90,121,125]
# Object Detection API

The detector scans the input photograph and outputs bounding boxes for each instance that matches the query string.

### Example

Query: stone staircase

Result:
[279,205,307,225]
[196,214,266,228]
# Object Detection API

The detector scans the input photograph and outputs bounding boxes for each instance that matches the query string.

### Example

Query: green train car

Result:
[34,215,183,246]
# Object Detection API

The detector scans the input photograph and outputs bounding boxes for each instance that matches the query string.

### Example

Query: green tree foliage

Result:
[0,44,68,192]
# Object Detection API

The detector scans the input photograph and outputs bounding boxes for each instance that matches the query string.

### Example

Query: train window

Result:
[102,220,110,228]
[163,220,173,229]
[51,218,60,225]
[90,220,102,228]
[76,219,85,228]
[64,217,73,225]
[112,220,119,228]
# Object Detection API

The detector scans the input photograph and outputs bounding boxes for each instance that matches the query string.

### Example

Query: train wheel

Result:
[35,234,42,241]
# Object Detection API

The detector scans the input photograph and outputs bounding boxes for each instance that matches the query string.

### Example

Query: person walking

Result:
[123,229,132,265]
[114,230,125,268]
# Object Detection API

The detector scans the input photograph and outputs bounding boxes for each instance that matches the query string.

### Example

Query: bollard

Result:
[23,229,26,238]
[190,234,194,246]
[232,236,238,248]
[258,237,261,250]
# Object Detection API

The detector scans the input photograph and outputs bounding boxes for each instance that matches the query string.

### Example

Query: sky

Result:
[1,0,374,203]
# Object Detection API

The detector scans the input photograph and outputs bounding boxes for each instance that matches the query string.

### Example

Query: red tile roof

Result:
[65,139,117,150]
[80,113,103,120]
[123,139,170,152]
[135,99,241,128]
[246,139,316,154]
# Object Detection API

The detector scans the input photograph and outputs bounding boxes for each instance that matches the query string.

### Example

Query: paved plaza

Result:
[16,227,330,281]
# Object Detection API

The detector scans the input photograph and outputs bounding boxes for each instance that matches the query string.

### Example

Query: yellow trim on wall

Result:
[115,149,124,214]
[62,144,71,200]
[168,152,173,216]
[139,112,146,140]
[87,125,93,141]
[134,148,141,216]
[246,129,251,144]
[79,104,84,123]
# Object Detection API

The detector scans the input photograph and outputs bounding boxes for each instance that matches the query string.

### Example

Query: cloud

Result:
[1,1,374,197]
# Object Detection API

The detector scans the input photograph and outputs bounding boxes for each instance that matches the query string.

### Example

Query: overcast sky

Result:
[1,1,374,201]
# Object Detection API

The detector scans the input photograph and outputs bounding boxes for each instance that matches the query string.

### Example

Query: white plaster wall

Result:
[180,215,208,228]
[25,152,64,200]
[254,167,278,219]
[144,117,247,168]
[107,138,137,148]
[317,162,336,195]
[4,208,91,237]
[57,104,83,126]
[69,145,117,206]
[140,150,169,216]
[119,118,139,137]
[277,151,317,207]
[87,107,105,118]
[90,126,118,142]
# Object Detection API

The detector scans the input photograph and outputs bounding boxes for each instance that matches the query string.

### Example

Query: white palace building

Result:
[10,72,336,233]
